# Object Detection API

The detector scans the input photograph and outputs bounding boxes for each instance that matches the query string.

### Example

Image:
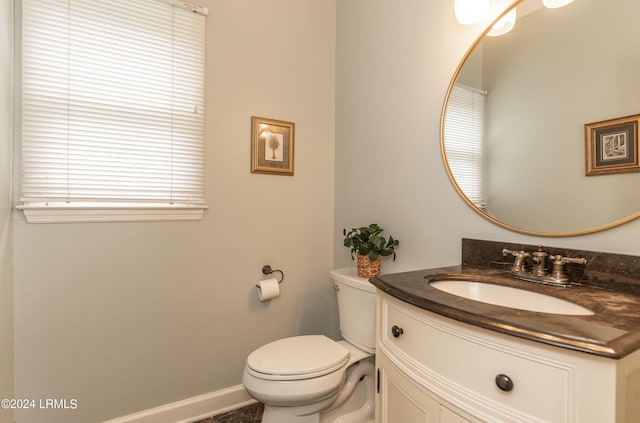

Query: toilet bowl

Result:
[242,268,376,423]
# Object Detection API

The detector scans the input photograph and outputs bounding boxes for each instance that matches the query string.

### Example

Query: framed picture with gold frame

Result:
[585,114,640,176]
[251,116,295,176]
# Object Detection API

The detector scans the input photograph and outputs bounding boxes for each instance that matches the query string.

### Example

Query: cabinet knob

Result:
[495,374,514,392]
[391,325,404,338]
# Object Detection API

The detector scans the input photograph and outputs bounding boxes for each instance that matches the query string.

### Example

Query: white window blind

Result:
[19,0,207,223]
[444,84,487,209]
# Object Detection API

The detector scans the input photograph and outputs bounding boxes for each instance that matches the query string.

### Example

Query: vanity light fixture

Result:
[543,0,575,8]
[454,0,490,25]
[487,8,516,36]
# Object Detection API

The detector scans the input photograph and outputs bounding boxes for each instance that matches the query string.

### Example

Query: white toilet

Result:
[242,267,376,423]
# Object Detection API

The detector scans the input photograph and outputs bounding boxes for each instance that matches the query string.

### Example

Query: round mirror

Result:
[441,0,640,236]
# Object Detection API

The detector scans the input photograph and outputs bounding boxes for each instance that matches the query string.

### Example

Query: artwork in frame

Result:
[585,114,640,176]
[251,116,295,176]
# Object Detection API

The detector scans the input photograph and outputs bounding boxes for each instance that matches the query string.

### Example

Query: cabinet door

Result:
[441,406,472,423]
[377,353,441,423]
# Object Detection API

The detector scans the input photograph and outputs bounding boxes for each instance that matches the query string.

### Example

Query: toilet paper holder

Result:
[258,265,284,286]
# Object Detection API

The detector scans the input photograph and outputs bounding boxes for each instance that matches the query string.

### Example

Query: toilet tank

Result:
[331,268,377,354]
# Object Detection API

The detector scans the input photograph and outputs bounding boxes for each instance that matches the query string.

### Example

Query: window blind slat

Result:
[444,85,487,208]
[21,0,206,208]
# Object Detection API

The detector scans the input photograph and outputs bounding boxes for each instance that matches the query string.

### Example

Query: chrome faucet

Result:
[502,246,586,287]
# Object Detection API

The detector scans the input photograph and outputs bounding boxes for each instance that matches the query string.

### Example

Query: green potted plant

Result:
[343,223,399,277]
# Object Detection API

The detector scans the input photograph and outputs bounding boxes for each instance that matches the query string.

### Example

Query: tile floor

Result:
[195,402,264,423]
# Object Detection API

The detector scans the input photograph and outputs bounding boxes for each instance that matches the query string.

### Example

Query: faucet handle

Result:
[502,248,530,273]
[550,255,588,266]
[502,248,522,257]
[549,255,587,283]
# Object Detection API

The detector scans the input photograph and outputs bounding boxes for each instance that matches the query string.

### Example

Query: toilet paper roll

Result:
[257,278,280,302]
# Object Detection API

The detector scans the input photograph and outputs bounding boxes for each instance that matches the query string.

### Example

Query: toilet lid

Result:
[247,335,349,380]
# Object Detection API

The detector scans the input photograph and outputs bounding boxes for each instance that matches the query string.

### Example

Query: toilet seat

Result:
[246,335,350,381]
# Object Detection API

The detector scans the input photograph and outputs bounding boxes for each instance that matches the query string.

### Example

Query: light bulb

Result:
[487,9,517,37]
[543,0,575,8]
[455,0,490,25]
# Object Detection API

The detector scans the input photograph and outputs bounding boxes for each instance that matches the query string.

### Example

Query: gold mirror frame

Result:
[440,0,640,237]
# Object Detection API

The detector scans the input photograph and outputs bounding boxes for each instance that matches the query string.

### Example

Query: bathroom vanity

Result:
[371,240,640,423]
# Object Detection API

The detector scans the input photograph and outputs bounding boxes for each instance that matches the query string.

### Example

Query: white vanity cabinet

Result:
[375,292,640,423]
[377,351,472,423]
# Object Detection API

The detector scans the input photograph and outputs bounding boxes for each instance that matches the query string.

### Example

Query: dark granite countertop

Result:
[371,265,640,359]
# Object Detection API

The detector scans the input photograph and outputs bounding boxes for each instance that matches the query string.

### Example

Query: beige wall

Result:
[8,0,640,422]
[0,1,14,422]
[334,0,640,275]
[13,1,336,422]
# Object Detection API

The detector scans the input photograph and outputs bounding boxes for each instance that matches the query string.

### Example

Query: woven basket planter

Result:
[357,254,381,278]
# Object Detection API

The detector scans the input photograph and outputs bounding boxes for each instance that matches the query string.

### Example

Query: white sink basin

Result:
[430,280,594,316]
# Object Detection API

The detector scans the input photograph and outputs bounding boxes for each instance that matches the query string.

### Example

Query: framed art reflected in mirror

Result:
[585,114,640,176]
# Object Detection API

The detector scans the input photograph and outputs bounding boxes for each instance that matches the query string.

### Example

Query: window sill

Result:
[17,203,207,223]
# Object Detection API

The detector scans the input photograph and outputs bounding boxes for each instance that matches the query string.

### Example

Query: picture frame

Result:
[585,114,640,176]
[251,116,295,176]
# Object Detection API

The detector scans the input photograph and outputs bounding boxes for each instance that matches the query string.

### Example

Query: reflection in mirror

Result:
[442,0,640,235]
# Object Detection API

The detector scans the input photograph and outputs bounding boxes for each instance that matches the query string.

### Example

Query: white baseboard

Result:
[102,385,257,423]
